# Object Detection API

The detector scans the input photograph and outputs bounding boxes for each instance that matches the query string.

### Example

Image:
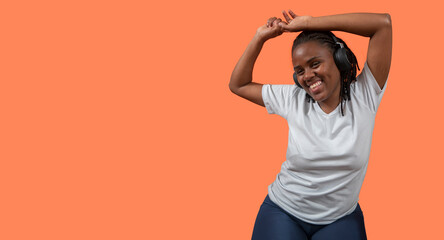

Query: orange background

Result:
[1,0,443,239]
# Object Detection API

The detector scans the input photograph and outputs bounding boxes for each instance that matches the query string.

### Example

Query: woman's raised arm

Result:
[280,12,392,89]
[229,18,285,107]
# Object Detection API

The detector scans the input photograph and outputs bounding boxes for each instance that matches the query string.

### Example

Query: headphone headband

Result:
[331,35,344,48]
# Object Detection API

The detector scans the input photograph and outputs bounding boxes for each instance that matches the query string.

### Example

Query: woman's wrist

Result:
[296,15,313,31]
[253,32,268,45]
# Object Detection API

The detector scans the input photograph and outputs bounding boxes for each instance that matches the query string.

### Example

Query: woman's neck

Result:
[318,97,341,114]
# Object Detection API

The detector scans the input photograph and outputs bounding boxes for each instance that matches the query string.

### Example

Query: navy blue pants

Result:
[252,195,367,240]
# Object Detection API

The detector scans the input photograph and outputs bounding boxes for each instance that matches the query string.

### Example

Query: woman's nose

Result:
[302,69,315,82]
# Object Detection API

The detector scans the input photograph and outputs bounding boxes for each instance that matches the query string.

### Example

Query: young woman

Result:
[229,11,392,240]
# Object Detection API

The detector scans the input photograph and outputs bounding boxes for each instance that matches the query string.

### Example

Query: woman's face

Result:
[292,41,341,105]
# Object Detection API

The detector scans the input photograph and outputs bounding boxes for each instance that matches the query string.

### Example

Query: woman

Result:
[229,11,392,240]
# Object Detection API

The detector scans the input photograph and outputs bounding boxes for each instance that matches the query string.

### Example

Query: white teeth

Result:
[310,81,322,89]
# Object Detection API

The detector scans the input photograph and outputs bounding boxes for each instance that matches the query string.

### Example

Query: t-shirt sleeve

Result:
[353,62,388,112]
[262,84,295,119]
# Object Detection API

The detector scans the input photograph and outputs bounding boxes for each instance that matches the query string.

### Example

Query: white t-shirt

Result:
[262,62,387,224]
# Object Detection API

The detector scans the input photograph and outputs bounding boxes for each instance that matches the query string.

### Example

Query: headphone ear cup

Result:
[293,71,302,88]
[334,48,352,72]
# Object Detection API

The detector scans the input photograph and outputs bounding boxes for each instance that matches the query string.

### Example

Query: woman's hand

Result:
[278,10,312,32]
[255,17,285,42]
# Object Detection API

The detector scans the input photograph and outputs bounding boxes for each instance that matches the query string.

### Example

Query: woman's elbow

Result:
[382,13,392,28]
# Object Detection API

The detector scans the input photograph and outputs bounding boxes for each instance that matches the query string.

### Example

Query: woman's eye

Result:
[312,61,320,67]
[297,70,304,75]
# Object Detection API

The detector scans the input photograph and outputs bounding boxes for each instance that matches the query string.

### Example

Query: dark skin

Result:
[229,11,392,114]
[292,41,342,113]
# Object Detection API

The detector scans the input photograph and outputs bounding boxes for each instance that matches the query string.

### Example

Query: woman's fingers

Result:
[282,11,292,23]
[272,18,284,31]
[280,10,299,32]
[267,17,285,28]
[282,10,298,23]
[288,10,297,18]
[274,18,282,25]
[267,17,277,27]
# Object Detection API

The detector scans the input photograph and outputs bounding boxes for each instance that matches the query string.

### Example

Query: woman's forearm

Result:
[302,13,391,37]
[230,18,286,92]
[229,35,265,91]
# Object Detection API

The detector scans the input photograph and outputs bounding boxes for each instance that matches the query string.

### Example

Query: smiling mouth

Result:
[309,81,322,90]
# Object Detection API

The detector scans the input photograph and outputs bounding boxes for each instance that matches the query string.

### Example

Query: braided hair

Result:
[292,31,360,116]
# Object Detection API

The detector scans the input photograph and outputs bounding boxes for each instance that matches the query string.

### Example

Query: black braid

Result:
[292,31,360,116]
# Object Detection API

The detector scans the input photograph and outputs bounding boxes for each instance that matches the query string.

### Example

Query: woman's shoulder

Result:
[352,62,386,91]
[350,62,387,112]
[263,84,304,98]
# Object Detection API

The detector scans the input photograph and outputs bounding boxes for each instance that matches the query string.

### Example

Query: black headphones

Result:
[293,35,352,87]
